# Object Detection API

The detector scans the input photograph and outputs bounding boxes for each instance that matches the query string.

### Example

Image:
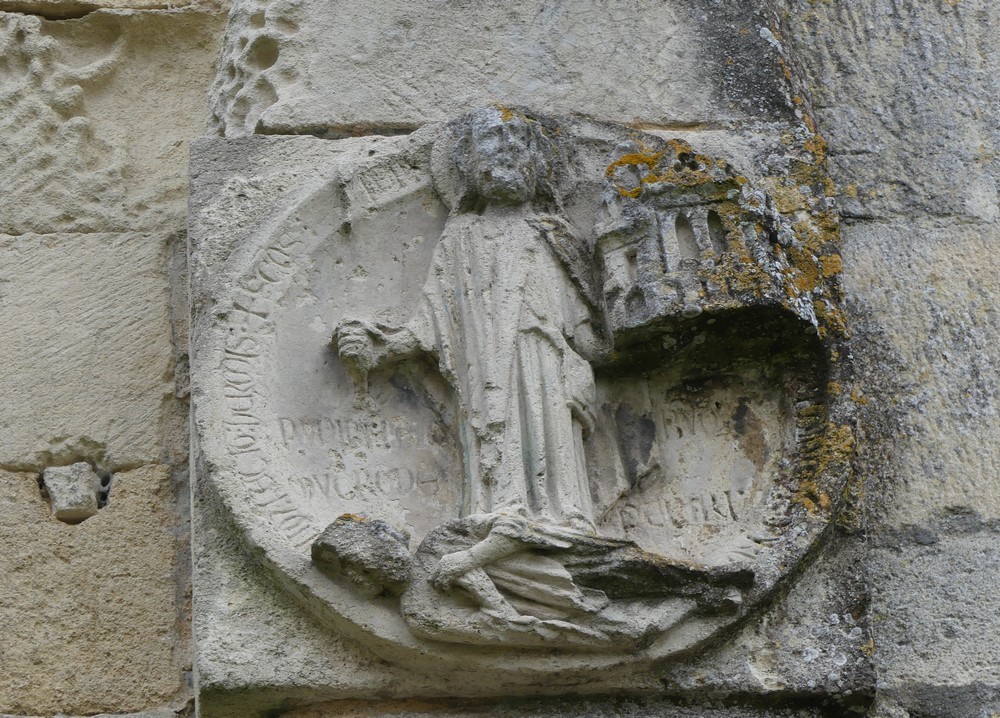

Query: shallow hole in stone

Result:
[97,472,112,508]
[245,35,279,71]
[36,473,50,502]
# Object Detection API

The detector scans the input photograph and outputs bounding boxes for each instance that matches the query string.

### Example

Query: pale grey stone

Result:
[0,233,175,472]
[189,107,851,704]
[311,514,411,598]
[868,527,1000,717]
[41,462,101,523]
[208,0,794,136]
[0,10,226,236]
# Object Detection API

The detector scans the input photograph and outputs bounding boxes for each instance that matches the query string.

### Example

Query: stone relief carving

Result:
[192,107,852,680]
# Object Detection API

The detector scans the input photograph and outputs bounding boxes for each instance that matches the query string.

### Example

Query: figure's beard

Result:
[477,166,535,205]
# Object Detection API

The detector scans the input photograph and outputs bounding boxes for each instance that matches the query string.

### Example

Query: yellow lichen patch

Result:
[814,298,848,338]
[851,388,869,405]
[605,150,664,178]
[820,253,843,278]
[861,638,876,657]
[778,57,793,82]
[803,131,827,162]
[786,245,821,294]
[605,141,744,200]
[496,105,516,122]
[844,183,859,198]
[794,479,831,515]
[767,181,811,214]
[794,421,856,521]
[827,381,843,396]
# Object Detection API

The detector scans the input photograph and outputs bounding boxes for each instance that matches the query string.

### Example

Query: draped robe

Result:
[407,209,597,525]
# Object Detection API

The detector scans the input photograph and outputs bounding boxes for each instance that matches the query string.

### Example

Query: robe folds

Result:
[407,209,597,525]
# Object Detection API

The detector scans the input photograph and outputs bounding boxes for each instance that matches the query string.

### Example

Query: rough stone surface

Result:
[777,1,1000,714]
[4,0,1000,715]
[311,514,412,598]
[0,0,223,18]
[0,465,183,715]
[188,96,860,710]
[0,233,175,472]
[192,476,428,718]
[281,701,831,718]
[868,525,1000,718]
[41,461,102,522]
[0,8,227,235]
[842,220,1000,527]
[208,0,794,136]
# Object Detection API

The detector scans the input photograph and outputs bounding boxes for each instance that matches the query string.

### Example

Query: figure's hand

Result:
[568,398,596,438]
[333,319,385,375]
[431,549,477,590]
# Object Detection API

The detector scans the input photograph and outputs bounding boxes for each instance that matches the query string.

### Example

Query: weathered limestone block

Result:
[41,462,102,523]
[868,530,1000,717]
[280,700,836,718]
[773,2,1000,713]
[779,0,1000,224]
[0,8,227,235]
[208,0,795,136]
[0,233,175,472]
[0,465,182,716]
[842,220,1000,526]
[189,103,858,714]
[0,0,223,19]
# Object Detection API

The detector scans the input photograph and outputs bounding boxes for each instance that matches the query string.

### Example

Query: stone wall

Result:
[0,2,226,715]
[1,1,998,717]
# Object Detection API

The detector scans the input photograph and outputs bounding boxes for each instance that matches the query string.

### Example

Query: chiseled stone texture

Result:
[0,8,226,235]
[0,465,183,715]
[843,220,1000,527]
[208,0,794,136]
[0,0,223,19]
[869,526,1000,718]
[778,0,1000,713]
[779,0,1000,225]
[0,233,175,472]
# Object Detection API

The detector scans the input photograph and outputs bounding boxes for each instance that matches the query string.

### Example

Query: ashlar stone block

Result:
[0,465,183,716]
[0,233,175,472]
[208,0,795,136]
[0,8,227,235]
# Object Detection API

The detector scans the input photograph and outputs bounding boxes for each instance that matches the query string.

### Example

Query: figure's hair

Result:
[449,107,565,212]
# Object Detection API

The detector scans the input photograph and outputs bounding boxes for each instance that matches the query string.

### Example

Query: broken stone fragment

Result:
[41,462,101,524]
[311,514,412,598]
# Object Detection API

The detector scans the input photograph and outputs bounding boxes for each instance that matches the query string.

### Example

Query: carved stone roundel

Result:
[192,108,851,681]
